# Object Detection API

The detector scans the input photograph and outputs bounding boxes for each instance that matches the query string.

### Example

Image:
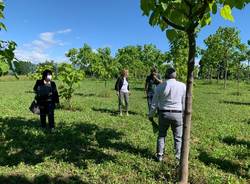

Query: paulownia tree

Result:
[0,2,18,78]
[141,0,250,183]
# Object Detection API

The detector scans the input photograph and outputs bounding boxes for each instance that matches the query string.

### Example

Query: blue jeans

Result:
[39,103,55,129]
[157,111,183,159]
[147,93,154,114]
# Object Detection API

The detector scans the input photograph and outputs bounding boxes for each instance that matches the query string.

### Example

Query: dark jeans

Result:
[39,103,55,129]
[147,94,154,114]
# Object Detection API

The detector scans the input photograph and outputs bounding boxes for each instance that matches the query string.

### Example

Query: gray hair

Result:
[165,68,176,79]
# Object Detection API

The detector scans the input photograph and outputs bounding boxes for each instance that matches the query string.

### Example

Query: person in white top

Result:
[115,69,130,116]
[149,67,186,162]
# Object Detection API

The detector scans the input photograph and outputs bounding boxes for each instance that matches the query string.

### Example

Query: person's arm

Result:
[182,84,186,112]
[53,82,59,104]
[115,77,120,95]
[145,77,149,94]
[33,80,40,93]
[148,87,159,118]
[154,74,163,84]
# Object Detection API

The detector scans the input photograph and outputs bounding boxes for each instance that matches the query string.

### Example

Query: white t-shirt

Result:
[120,78,129,93]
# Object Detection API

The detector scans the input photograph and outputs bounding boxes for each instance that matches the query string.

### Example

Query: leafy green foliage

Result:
[0,1,6,31]
[200,27,246,85]
[0,60,9,76]
[0,41,17,77]
[29,64,54,80]
[0,1,18,77]
[13,60,36,75]
[166,30,188,81]
[92,47,119,82]
[58,63,85,107]
[66,43,96,76]
[220,5,234,21]
[115,44,166,79]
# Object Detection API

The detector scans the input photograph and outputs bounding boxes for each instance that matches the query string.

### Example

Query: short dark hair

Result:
[151,67,157,73]
[42,69,52,80]
[165,67,176,79]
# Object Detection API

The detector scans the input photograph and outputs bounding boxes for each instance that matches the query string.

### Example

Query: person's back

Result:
[149,67,186,161]
[156,79,186,111]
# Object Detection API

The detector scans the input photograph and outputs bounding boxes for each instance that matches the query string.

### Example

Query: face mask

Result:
[46,75,52,81]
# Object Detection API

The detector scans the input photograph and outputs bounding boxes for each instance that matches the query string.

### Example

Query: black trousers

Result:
[39,103,55,129]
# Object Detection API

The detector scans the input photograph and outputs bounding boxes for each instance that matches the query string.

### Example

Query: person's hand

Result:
[116,91,119,96]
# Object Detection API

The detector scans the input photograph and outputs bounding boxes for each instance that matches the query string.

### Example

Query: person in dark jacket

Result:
[33,69,59,130]
[145,67,162,114]
[115,69,130,116]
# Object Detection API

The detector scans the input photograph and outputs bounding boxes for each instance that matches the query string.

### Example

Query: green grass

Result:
[0,79,249,184]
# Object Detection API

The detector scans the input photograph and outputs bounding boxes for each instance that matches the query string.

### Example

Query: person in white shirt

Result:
[115,69,130,116]
[149,67,186,162]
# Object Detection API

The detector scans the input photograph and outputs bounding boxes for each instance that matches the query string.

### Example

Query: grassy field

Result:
[0,78,249,184]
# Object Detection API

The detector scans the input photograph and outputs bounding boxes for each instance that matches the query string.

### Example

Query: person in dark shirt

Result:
[145,67,162,114]
[33,69,59,131]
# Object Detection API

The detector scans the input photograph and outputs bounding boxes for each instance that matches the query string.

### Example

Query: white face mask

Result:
[46,75,52,81]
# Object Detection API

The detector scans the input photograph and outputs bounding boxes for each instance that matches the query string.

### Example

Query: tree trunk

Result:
[237,65,240,96]
[224,60,228,89]
[179,30,195,184]
[217,69,220,84]
[248,60,250,84]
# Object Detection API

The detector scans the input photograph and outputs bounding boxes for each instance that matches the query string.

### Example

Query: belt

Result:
[159,109,182,113]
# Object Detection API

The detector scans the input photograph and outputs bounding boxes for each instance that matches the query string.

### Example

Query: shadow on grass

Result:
[0,174,87,184]
[221,100,250,106]
[202,92,221,95]
[242,119,250,125]
[0,116,154,169]
[96,128,154,159]
[222,136,250,149]
[133,87,144,91]
[91,107,141,116]
[74,93,96,97]
[198,151,249,178]
[0,116,115,168]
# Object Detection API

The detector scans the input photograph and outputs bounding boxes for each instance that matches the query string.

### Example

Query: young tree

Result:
[0,59,9,76]
[141,0,250,183]
[0,2,17,77]
[30,64,54,80]
[0,40,18,77]
[92,47,119,87]
[202,27,245,87]
[66,43,96,76]
[13,60,36,75]
[58,63,85,108]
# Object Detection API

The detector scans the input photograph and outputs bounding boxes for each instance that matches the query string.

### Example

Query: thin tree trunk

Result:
[237,64,240,96]
[217,69,219,84]
[224,60,228,89]
[248,60,250,83]
[179,30,195,184]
